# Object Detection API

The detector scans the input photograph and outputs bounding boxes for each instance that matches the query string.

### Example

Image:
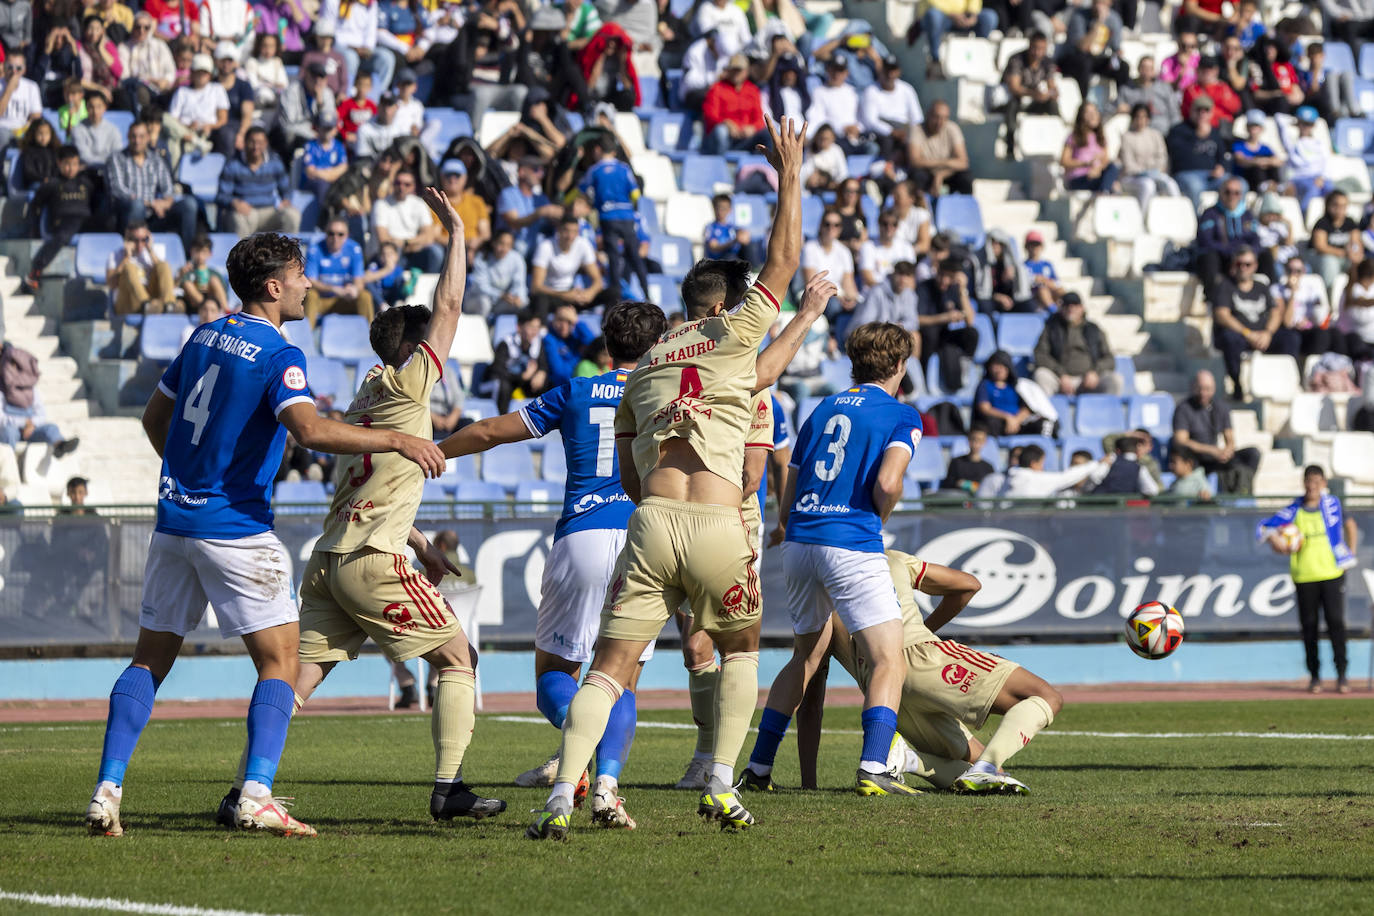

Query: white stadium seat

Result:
[631,152,677,203]
[663,191,715,242]
[1332,431,1374,484]
[1091,195,1144,242]
[1016,115,1069,159]
[450,314,495,366]
[1103,113,1130,161]
[1245,353,1301,403]
[476,110,520,149]
[613,112,647,158]
[942,36,997,81]
[1145,196,1199,245]
[996,36,1029,72]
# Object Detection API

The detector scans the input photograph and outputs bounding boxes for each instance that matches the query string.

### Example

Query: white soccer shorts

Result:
[535,528,653,664]
[140,531,299,638]
[782,541,902,636]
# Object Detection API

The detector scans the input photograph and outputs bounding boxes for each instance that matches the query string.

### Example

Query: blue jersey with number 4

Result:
[786,384,922,553]
[156,313,315,539]
[520,369,635,541]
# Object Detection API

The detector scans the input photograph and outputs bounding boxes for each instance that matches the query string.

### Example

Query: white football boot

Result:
[86,784,123,837]
[236,791,318,837]
[514,752,560,788]
[589,776,637,830]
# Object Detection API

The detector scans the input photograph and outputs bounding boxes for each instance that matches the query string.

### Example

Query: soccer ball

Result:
[1125,601,1185,660]
[1274,523,1304,555]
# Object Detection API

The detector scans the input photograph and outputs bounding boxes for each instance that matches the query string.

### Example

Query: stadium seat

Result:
[732,194,771,236]
[925,353,977,400]
[1115,355,1137,396]
[1091,195,1144,242]
[1326,42,1358,75]
[541,442,567,480]
[848,154,875,180]
[461,398,498,421]
[650,234,694,279]
[483,443,535,492]
[645,274,683,311]
[637,195,661,234]
[205,232,239,272]
[289,190,320,231]
[491,313,517,343]
[274,479,329,504]
[631,152,677,204]
[941,35,996,80]
[1144,196,1199,245]
[152,233,186,268]
[1327,153,1374,192]
[949,435,1005,471]
[139,314,192,362]
[795,395,826,430]
[647,111,696,160]
[1128,393,1174,439]
[639,74,664,110]
[1357,79,1374,120]
[177,152,225,201]
[420,479,453,510]
[1333,118,1374,163]
[679,154,733,196]
[613,112,647,158]
[662,191,714,241]
[801,195,824,238]
[74,233,124,281]
[972,313,997,363]
[664,68,684,109]
[476,110,520,148]
[451,314,495,365]
[426,108,473,152]
[1245,353,1301,403]
[934,194,985,248]
[280,319,318,356]
[515,480,565,510]
[820,357,853,392]
[307,357,351,407]
[1059,435,1105,461]
[1332,432,1374,484]
[905,441,947,489]
[1074,394,1126,437]
[1015,115,1068,158]
[318,314,372,361]
[454,479,508,504]
[996,313,1046,358]
[1362,45,1374,80]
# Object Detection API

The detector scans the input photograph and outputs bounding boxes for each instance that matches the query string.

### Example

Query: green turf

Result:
[3,699,1374,915]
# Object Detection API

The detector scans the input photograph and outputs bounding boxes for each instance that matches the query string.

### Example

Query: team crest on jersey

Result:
[283,366,307,390]
[911,429,923,449]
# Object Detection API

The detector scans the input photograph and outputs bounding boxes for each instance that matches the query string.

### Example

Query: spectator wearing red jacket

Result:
[702,53,768,155]
[1181,57,1242,128]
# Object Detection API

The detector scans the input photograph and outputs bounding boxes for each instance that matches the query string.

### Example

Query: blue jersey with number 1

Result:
[519,369,635,541]
[155,313,315,539]
[786,384,922,553]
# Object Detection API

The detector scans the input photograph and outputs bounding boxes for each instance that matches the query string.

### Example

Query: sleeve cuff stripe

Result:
[517,409,541,439]
[156,381,176,399]
[885,440,914,456]
[273,395,315,417]
[745,443,775,450]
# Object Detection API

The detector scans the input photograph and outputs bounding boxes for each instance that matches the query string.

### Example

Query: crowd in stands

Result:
[4,0,1374,505]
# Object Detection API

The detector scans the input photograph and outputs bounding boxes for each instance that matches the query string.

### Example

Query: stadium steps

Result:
[0,268,91,429]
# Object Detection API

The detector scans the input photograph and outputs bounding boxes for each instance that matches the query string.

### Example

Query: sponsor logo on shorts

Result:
[941,663,978,694]
[383,603,418,634]
[721,584,745,614]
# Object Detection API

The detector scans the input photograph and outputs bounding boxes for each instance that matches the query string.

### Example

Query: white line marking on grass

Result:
[0,725,99,733]
[0,889,301,916]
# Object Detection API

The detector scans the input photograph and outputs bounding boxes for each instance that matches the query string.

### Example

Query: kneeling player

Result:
[795,551,1064,794]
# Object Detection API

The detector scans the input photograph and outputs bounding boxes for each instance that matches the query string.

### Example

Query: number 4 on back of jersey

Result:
[183,365,221,446]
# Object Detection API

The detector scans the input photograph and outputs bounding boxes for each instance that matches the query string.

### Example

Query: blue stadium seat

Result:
[732,194,771,235]
[1326,42,1358,75]
[290,190,319,231]
[206,232,240,272]
[1049,394,1075,430]
[651,235,694,279]
[905,440,946,488]
[647,112,696,160]
[274,479,329,504]
[1074,394,1127,437]
[74,233,124,281]
[934,194,986,248]
[1000,435,1059,470]
[421,479,452,505]
[801,195,824,238]
[105,110,134,139]
[280,319,318,356]
[491,312,517,343]
[565,111,585,133]
[1059,435,1105,460]
[516,479,565,509]
[542,443,567,480]
[848,154,875,180]
[638,196,660,234]
[426,108,473,150]
[680,154,732,196]
[1128,393,1175,439]
[1357,78,1374,117]
[859,194,878,229]
[177,152,226,202]
[447,454,478,487]
[639,75,664,110]
[925,353,977,400]
[454,479,508,503]
[1333,117,1374,164]
[152,233,186,268]
[1361,44,1374,79]
[462,398,498,421]
[319,314,372,361]
[1114,355,1137,396]
[972,312,997,363]
[139,314,192,361]
[820,357,853,392]
[307,357,351,406]
[646,274,683,311]
[996,313,1046,358]
[796,395,826,431]
[949,435,1005,471]
[482,442,535,491]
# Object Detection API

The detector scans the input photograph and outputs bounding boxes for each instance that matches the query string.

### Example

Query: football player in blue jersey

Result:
[435,299,669,829]
[85,233,447,839]
[742,321,926,797]
[579,140,650,304]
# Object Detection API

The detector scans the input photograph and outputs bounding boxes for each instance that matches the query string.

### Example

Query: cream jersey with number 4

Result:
[615,282,781,488]
[741,390,774,535]
[316,341,445,556]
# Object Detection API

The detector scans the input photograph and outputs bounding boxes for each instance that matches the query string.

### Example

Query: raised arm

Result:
[754,117,807,297]
[419,186,467,360]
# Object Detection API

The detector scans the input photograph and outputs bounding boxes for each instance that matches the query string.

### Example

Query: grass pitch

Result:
[2,699,1373,915]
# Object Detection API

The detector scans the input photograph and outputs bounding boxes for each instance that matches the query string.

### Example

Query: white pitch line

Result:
[486,715,1374,741]
[0,889,300,916]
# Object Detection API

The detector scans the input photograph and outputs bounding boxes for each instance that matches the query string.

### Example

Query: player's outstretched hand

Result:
[798,270,837,317]
[396,434,448,478]
[767,524,785,548]
[760,116,807,178]
[421,186,465,241]
[416,540,463,585]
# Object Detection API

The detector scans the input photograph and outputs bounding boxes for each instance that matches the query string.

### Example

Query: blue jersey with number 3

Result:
[520,369,635,541]
[786,384,922,553]
[155,314,315,539]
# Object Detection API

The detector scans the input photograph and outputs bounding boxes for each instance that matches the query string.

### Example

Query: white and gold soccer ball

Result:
[1274,523,1304,555]
[1126,601,1185,660]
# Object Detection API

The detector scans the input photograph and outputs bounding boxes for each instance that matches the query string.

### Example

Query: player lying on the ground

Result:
[86,233,448,839]
[675,390,791,790]
[527,116,837,840]
[435,299,670,829]
[784,551,1065,794]
[742,322,927,797]
[217,190,507,830]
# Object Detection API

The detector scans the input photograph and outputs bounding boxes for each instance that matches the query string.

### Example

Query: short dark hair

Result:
[244,124,268,143]
[66,476,89,491]
[1029,31,1048,43]
[846,322,913,384]
[124,219,148,238]
[226,233,303,303]
[603,300,668,363]
[711,192,732,207]
[1130,102,1151,121]
[370,304,431,366]
[1308,41,1325,56]
[1304,464,1327,479]
[1170,445,1197,467]
[56,144,80,161]
[84,89,106,105]
[681,258,752,319]
[1071,449,1093,463]
[558,214,580,228]
[1019,444,1045,467]
[138,106,163,125]
[516,306,542,325]
[938,256,963,275]
[189,233,212,252]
